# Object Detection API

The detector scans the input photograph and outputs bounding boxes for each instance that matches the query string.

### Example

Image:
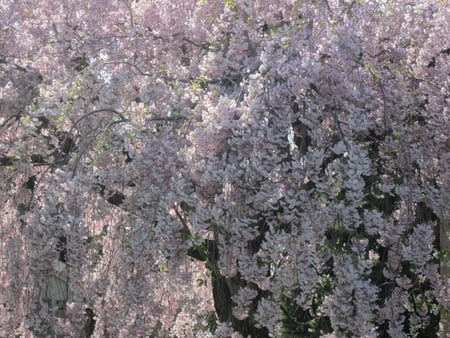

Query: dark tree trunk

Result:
[211,271,270,337]
[189,239,270,337]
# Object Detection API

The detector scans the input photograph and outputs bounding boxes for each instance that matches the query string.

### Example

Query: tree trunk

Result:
[211,270,270,337]
[189,239,270,337]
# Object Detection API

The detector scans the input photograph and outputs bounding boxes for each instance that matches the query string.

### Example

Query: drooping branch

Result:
[70,108,130,132]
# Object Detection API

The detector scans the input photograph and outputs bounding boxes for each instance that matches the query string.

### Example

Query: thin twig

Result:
[148,115,192,121]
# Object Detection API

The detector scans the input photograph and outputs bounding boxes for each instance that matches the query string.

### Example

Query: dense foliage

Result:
[1,0,449,337]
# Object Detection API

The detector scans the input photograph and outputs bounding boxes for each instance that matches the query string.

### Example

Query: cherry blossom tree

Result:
[1,0,449,337]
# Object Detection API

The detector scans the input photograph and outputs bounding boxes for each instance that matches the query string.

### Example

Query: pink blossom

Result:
[0,0,448,336]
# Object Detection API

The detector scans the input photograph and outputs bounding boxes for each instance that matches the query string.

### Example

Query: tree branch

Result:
[94,183,126,206]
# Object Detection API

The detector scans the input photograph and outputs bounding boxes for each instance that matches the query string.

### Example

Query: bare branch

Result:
[71,108,129,131]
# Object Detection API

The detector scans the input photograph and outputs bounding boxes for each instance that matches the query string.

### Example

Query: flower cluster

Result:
[0,0,448,336]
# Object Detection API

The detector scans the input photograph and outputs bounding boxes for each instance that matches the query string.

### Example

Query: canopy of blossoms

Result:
[0,0,449,337]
